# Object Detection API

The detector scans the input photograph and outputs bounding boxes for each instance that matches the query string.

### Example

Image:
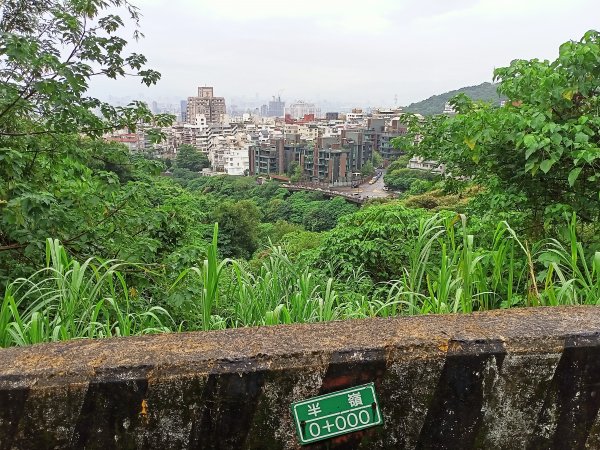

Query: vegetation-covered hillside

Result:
[404,82,506,115]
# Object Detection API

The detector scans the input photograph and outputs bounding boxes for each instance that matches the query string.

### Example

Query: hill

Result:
[404,82,506,115]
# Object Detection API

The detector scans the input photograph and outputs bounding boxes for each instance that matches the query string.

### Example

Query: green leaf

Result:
[525,146,538,160]
[524,161,535,173]
[568,167,582,187]
[539,159,555,174]
[550,133,562,146]
[575,132,589,144]
[523,134,538,159]
[523,134,536,148]
[464,137,476,150]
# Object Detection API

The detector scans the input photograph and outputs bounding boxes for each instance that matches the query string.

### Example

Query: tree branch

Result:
[0,124,120,136]
[0,242,27,252]
[63,190,137,245]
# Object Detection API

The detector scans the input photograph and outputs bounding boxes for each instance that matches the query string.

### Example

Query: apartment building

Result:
[342,130,370,173]
[209,131,246,172]
[186,86,226,125]
[105,131,139,151]
[407,156,445,174]
[378,132,404,161]
[249,131,372,184]
[134,114,240,163]
[223,146,250,176]
[345,109,366,125]
[297,124,320,141]
[372,107,404,120]
[166,121,213,154]
[363,117,405,162]
[135,127,158,153]
[286,100,319,119]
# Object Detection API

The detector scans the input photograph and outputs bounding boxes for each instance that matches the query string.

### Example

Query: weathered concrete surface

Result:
[1,306,600,449]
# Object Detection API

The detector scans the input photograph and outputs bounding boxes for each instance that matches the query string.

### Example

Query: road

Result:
[358,170,388,199]
[330,170,389,200]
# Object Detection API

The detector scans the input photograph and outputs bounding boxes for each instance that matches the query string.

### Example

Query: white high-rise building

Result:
[286,100,319,119]
[223,147,250,176]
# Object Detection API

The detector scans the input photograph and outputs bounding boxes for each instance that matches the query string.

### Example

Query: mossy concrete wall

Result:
[2,307,600,449]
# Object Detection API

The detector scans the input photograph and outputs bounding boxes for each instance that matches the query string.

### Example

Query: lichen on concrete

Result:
[1,306,600,449]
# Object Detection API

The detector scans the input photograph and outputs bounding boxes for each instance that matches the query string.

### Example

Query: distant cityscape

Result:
[105,85,448,182]
[104,92,384,120]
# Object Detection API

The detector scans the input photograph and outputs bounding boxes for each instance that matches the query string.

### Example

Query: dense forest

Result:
[0,1,599,347]
[404,82,506,115]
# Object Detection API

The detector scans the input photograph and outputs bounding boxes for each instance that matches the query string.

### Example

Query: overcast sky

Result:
[90,0,600,108]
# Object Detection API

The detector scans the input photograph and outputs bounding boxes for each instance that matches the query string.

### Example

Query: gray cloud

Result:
[89,0,600,108]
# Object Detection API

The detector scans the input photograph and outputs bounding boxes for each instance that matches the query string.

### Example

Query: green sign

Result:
[290,382,383,445]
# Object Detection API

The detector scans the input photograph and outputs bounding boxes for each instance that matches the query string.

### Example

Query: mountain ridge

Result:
[404,82,506,115]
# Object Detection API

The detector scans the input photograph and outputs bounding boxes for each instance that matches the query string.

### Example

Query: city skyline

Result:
[89,0,600,107]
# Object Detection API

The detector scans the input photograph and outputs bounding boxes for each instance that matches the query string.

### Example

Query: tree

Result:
[372,151,383,168]
[213,200,260,259]
[361,161,375,177]
[316,203,433,281]
[175,145,209,172]
[287,160,299,178]
[302,197,357,232]
[290,163,303,182]
[0,0,172,280]
[257,220,303,248]
[384,168,439,191]
[263,198,286,222]
[0,0,172,138]
[400,31,600,235]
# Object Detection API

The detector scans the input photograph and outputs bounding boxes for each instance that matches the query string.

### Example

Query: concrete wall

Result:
[1,307,600,449]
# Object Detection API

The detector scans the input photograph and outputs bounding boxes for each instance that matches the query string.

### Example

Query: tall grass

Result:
[171,224,231,331]
[538,215,600,306]
[2,215,599,348]
[0,239,173,347]
[229,246,341,326]
[384,213,600,314]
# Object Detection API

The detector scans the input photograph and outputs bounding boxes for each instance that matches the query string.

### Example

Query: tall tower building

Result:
[268,95,285,117]
[180,100,187,122]
[186,86,226,124]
